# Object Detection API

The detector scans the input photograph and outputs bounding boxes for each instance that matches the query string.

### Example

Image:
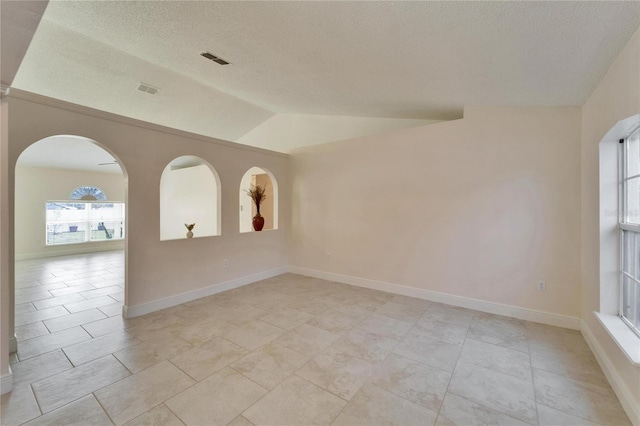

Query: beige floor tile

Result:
[448,361,537,424]
[18,326,92,360]
[64,295,120,313]
[95,361,195,425]
[420,303,476,327]
[227,415,254,426]
[80,285,124,299]
[43,308,107,332]
[15,305,69,327]
[10,349,72,387]
[170,336,248,381]
[306,308,363,335]
[82,315,129,337]
[375,301,427,323]
[15,303,36,313]
[529,342,609,388]
[413,318,469,345]
[388,294,433,311]
[537,403,604,426]
[393,329,461,372]
[124,404,185,426]
[32,355,130,413]
[166,368,267,426]
[333,384,437,426]
[231,342,309,390]
[0,384,41,426]
[62,329,139,366]
[99,303,124,317]
[124,314,188,342]
[373,353,450,411]
[172,317,236,345]
[9,352,19,364]
[23,395,112,426]
[533,368,630,425]
[260,308,314,330]
[330,328,399,363]
[435,392,531,426]
[458,338,532,381]
[15,290,54,305]
[222,320,286,351]
[114,334,193,373]
[468,313,529,353]
[50,284,97,297]
[211,303,268,327]
[15,321,49,342]
[356,312,414,339]
[296,347,375,400]
[32,293,85,310]
[243,375,346,426]
[274,323,341,357]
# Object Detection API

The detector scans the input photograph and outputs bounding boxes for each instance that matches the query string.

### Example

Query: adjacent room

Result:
[1,1,639,425]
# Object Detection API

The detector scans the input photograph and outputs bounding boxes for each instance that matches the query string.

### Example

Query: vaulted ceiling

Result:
[5,1,640,155]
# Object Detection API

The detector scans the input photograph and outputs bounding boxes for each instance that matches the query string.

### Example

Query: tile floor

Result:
[1,251,631,425]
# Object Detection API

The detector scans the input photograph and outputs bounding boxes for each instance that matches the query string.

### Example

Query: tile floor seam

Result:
[91,392,117,426]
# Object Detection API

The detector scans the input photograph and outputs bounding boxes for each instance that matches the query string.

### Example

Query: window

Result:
[46,186,124,245]
[619,125,640,337]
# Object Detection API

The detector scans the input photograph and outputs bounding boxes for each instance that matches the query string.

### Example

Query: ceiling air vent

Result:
[137,83,159,95]
[200,52,231,65]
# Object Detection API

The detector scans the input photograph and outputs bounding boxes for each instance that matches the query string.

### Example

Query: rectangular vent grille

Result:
[200,52,231,65]
[137,83,159,95]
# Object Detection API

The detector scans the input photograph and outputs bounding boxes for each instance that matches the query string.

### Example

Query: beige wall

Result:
[5,92,289,315]
[581,27,640,416]
[14,165,125,259]
[290,106,582,318]
[1,96,12,388]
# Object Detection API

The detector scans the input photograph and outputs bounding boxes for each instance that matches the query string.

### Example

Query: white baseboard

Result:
[288,266,581,330]
[1,366,13,395]
[8,335,17,353]
[123,266,288,318]
[581,319,640,426]
[15,244,124,261]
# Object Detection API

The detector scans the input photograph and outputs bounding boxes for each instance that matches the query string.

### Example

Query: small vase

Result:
[186,231,194,238]
[252,214,265,231]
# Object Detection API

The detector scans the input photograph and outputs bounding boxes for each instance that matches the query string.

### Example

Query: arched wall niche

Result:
[160,155,221,240]
[239,166,278,233]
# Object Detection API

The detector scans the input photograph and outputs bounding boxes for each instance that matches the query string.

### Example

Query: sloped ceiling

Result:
[9,1,640,155]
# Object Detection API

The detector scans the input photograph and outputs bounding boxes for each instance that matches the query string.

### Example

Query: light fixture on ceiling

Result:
[137,83,159,95]
[200,52,231,66]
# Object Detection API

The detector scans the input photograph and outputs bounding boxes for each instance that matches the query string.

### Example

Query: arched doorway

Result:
[13,135,128,351]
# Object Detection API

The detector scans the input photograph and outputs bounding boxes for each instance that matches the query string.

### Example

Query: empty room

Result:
[1,1,639,425]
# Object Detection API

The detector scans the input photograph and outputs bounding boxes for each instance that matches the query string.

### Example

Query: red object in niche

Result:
[253,214,265,231]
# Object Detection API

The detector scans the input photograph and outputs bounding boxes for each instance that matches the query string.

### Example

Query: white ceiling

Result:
[17,135,123,174]
[7,1,640,162]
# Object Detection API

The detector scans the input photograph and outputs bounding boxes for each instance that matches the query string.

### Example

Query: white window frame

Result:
[619,124,640,338]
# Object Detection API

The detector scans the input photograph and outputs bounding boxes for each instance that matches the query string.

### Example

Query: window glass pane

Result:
[622,275,632,320]
[46,222,87,245]
[635,282,640,331]
[625,177,640,224]
[46,202,124,245]
[90,221,125,241]
[628,128,640,177]
[622,230,633,274]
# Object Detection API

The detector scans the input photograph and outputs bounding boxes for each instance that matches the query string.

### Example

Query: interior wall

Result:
[581,27,640,416]
[290,106,582,318]
[160,164,217,240]
[255,173,274,230]
[6,92,289,313]
[1,96,12,392]
[14,165,125,259]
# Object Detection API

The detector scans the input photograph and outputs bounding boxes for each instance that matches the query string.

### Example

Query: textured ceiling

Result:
[10,1,640,154]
